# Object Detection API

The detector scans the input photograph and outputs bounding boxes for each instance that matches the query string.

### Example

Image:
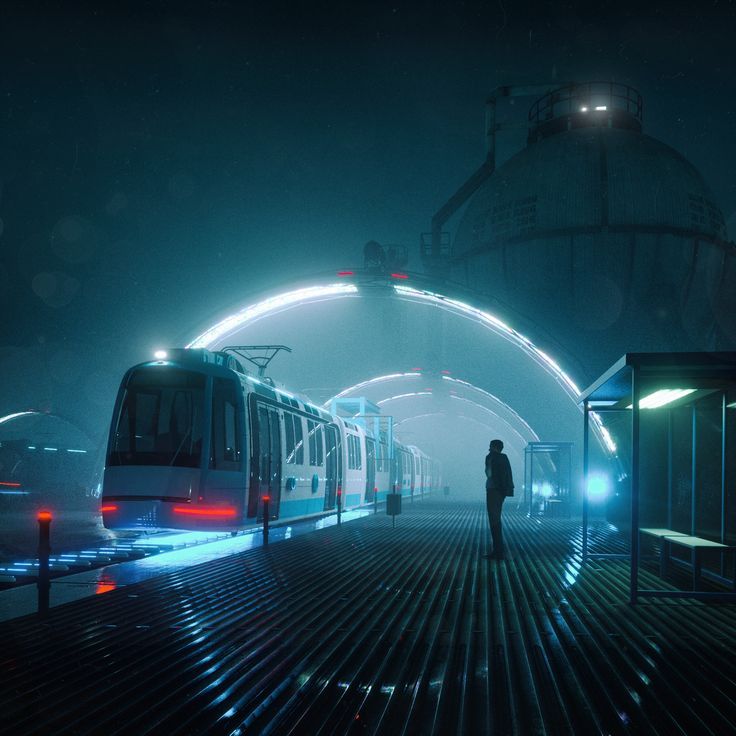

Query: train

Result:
[101,348,441,531]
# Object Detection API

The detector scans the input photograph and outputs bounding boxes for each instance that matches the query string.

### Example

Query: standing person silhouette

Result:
[485,439,514,560]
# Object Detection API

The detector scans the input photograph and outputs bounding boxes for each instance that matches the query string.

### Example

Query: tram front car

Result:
[101,349,247,531]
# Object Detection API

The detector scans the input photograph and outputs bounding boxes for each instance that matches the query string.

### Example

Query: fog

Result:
[1,2,735,530]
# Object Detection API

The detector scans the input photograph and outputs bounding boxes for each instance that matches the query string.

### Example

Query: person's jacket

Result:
[485,451,514,496]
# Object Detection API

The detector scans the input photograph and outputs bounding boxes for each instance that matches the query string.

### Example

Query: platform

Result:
[1,500,735,735]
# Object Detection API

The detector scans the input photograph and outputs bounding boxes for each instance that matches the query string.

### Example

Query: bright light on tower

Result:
[154,350,168,360]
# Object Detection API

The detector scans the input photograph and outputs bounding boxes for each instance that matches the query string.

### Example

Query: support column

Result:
[582,402,589,563]
[630,368,641,605]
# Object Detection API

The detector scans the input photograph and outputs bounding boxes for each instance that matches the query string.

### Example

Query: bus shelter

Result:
[524,442,573,516]
[579,352,736,603]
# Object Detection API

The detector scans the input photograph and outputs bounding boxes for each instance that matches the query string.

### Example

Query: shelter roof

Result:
[578,352,736,404]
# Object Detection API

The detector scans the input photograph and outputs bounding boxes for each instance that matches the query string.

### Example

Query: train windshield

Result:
[108,367,205,468]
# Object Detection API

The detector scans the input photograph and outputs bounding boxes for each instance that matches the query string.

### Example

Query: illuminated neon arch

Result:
[188,281,575,392]
[396,412,503,434]
[328,371,539,443]
[375,392,536,448]
[185,280,614,452]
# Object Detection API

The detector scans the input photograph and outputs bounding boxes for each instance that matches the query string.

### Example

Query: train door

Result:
[268,407,282,518]
[324,423,339,510]
[365,437,376,502]
[249,400,282,521]
[409,452,417,496]
[206,376,246,506]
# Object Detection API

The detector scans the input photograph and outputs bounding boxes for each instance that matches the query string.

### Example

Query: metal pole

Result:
[337,488,342,526]
[667,409,673,530]
[37,510,52,615]
[529,446,535,517]
[691,402,697,537]
[721,392,727,578]
[374,486,378,515]
[631,368,641,605]
[262,496,270,546]
[582,403,589,563]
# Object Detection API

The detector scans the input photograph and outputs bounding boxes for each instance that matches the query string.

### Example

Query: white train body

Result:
[102,348,440,531]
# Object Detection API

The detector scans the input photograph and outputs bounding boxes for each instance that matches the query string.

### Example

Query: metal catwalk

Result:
[2,500,735,735]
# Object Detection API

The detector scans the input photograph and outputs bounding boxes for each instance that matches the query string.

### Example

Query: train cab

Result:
[102,350,248,530]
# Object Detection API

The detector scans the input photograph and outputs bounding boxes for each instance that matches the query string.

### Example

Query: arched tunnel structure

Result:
[182,273,614,500]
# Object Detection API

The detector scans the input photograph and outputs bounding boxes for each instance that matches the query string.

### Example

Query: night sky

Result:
[2,0,736,441]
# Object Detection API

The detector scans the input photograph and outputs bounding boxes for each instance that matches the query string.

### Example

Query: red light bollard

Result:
[262,496,270,546]
[37,510,52,615]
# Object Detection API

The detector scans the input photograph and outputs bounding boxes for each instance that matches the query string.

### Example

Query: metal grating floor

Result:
[1,500,735,735]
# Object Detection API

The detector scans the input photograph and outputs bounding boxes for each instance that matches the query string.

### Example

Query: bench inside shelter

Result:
[639,528,736,590]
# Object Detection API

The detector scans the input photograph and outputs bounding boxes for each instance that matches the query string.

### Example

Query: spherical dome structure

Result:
[452,83,735,377]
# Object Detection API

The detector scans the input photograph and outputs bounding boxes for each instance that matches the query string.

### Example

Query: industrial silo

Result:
[443,82,734,377]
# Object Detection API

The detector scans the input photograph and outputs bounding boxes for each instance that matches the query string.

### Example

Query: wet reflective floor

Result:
[0,509,127,561]
[1,500,735,735]
[0,509,370,622]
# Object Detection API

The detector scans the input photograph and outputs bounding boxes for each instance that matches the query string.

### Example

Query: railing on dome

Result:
[528,82,643,140]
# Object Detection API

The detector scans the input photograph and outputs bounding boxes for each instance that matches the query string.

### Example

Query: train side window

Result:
[347,435,362,470]
[293,416,304,465]
[210,378,241,471]
[284,413,296,464]
[315,424,324,466]
[307,420,317,466]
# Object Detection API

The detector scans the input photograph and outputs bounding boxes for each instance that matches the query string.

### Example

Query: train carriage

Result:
[102,347,439,531]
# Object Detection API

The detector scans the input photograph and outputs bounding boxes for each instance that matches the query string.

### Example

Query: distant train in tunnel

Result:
[101,348,441,531]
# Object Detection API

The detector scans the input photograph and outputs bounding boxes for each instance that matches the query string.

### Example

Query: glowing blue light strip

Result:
[187,283,359,349]
[377,392,433,404]
[590,411,617,453]
[393,411,445,427]
[393,284,581,396]
[328,373,421,402]
[441,375,537,440]
[448,394,535,445]
[0,411,38,424]
[392,285,615,454]
[329,372,539,445]
[184,280,613,454]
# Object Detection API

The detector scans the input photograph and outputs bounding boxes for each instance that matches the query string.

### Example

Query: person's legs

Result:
[486,491,506,558]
